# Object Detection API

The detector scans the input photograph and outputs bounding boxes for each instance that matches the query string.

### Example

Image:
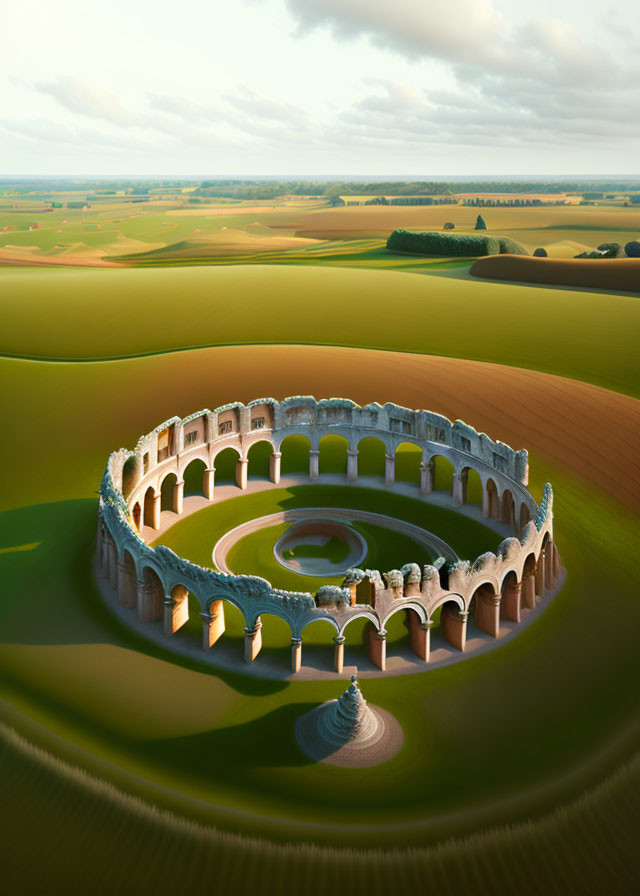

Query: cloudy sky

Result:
[2,0,639,176]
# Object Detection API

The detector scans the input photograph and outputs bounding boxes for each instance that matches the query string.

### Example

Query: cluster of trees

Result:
[532,240,640,259]
[386,229,529,257]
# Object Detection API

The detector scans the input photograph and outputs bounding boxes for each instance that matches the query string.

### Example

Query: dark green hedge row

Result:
[386,230,528,257]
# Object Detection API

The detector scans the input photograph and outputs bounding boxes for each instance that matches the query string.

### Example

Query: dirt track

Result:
[126,345,640,515]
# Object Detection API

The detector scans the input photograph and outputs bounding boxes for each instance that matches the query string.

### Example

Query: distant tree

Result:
[533,247,548,257]
[443,222,455,230]
[475,214,487,230]
[597,242,624,258]
[624,240,640,257]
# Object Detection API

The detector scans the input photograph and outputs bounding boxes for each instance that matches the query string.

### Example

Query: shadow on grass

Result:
[0,499,288,697]
[141,702,320,772]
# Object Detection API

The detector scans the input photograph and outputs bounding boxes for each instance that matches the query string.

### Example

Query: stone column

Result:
[108,542,118,589]
[442,608,468,651]
[244,621,262,662]
[409,614,432,662]
[384,454,395,487]
[164,597,176,635]
[482,486,490,518]
[151,492,161,530]
[235,458,248,490]
[552,542,561,580]
[544,545,554,590]
[269,451,282,484]
[309,449,320,481]
[535,552,546,596]
[203,467,215,500]
[201,601,225,649]
[333,635,345,673]
[173,479,184,514]
[420,462,433,496]
[116,560,130,606]
[522,572,536,609]
[347,450,358,483]
[501,580,522,623]
[136,580,162,622]
[452,473,465,506]
[369,628,387,671]
[291,637,302,673]
[475,592,501,638]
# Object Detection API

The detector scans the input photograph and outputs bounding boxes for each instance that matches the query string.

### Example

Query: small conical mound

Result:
[317,675,381,746]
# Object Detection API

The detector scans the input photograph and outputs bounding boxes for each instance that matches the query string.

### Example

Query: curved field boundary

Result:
[471,254,640,292]
[212,507,458,574]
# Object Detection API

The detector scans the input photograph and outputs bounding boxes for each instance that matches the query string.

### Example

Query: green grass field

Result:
[0,228,638,892]
[1,264,638,395]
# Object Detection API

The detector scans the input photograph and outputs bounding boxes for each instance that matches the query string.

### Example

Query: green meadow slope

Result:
[0,264,638,396]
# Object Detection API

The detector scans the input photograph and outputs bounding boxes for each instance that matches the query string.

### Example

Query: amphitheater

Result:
[96,396,562,676]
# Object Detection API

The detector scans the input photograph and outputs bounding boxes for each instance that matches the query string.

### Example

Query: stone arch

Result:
[118,548,137,608]
[435,596,467,652]
[428,454,455,493]
[183,457,207,497]
[485,477,500,518]
[279,433,311,475]
[121,455,138,500]
[341,612,379,668]
[500,569,521,623]
[318,434,349,475]
[213,446,240,484]
[469,581,500,638]
[138,565,164,622]
[160,471,178,511]
[459,465,483,504]
[357,436,386,479]
[132,502,142,531]
[395,441,421,483]
[143,485,157,528]
[246,439,274,480]
[258,612,293,651]
[298,618,340,673]
[166,582,190,635]
[522,552,537,610]
[519,501,531,534]
[501,488,516,528]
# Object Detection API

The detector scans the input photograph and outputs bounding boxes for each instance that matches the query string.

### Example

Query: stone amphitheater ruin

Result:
[96,397,562,676]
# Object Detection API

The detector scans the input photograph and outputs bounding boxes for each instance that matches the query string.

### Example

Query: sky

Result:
[1,0,639,177]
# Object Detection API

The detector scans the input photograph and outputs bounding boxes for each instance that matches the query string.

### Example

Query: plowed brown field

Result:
[471,255,640,292]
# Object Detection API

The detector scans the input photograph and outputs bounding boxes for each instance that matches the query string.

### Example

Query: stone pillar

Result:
[384,454,395,487]
[452,473,465,507]
[151,492,161,530]
[369,628,387,671]
[522,572,536,609]
[501,580,522,623]
[269,451,282,484]
[201,601,226,650]
[334,635,345,673]
[442,608,468,651]
[108,542,118,589]
[309,449,319,481]
[420,462,433,496]
[291,637,302,673]
[347,450,358,483]
[235,458,248,490]
[482,486,490,518]
[544,545,554,590]
[203,467,215,500]
[409,614,432,662]
[136,580,162,622]
[244,621,262,662]
[535,552,546,596]
[173,479,184,514]
[552,543,561,580]
[116,560,132,606]
[475,592,501,638]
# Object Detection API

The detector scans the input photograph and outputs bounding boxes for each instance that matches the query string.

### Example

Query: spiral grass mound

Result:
[96,396,562,677]
[295,675,403,767]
